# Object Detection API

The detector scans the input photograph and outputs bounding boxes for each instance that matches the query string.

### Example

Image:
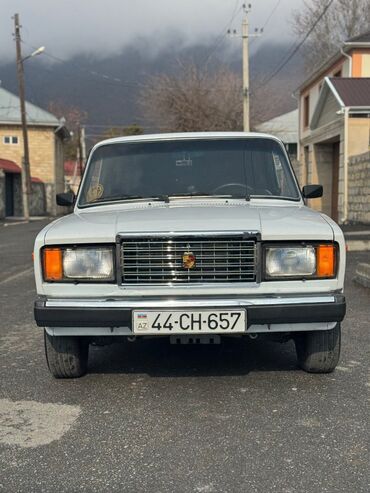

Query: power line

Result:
[200,0,243,66]
[20,40,138,89]
[261,0,282,31]
[257,0,334,89]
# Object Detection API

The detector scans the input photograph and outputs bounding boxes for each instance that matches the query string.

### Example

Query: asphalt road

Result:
[0,220,369,493]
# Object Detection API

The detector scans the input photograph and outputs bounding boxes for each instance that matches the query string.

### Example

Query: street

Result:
[0,220,369,493]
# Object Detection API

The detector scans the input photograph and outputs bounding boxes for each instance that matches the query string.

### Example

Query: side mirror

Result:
[56,192,75,207]
[302,184,323,199]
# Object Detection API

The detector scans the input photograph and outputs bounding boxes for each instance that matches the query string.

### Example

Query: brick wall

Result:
[0,125,55,182]
[0,125,65,215]
[348,151,370,224]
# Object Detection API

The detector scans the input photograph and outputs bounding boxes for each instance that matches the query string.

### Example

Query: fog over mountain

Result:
[0,1,305,136]
[0,0,303,60]
[0,37,304,138]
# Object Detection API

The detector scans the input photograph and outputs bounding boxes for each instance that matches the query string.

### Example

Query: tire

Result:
[44,331,89,378]
[294,323,341,373]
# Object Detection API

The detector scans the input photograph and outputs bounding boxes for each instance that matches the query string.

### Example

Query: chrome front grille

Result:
[120,235,257,284]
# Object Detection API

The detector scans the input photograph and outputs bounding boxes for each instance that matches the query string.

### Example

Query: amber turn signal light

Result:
[316,245,335,278]
[43,248,63,281]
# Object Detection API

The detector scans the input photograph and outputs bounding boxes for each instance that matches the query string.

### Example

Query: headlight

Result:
[264,244,336,280]
[42,246,115,282]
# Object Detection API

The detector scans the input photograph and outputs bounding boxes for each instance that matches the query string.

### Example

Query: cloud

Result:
[0,0,301,61]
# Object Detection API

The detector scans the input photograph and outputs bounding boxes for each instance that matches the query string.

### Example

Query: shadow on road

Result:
[88,337,298,377]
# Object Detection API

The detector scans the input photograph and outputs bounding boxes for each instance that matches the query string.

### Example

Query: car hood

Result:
[44,201,334,244]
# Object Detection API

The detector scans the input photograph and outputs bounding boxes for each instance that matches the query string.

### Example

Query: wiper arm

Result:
[167,192,252,202]
[168,192,212,198]
[88,194,169,204]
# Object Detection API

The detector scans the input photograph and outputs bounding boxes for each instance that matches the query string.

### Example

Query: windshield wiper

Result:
[87,194,170,205]
[168,192,250,201]
[249,195,299,202]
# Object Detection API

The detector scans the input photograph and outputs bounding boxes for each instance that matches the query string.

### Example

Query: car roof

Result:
[92,131,283,151]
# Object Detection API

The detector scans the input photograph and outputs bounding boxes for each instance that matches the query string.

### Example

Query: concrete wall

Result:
[348,118,370,157]
[348,151,370,224]
[300,115,345,221]
[313,143,334,216]
[291,158,303,186]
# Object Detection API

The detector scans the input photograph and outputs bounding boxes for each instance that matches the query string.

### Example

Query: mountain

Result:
[0,38,305,137]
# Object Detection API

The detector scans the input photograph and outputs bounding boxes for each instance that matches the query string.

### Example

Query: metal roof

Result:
[329,78,370,107]
[0,86,62,127]
[254,110,298,144]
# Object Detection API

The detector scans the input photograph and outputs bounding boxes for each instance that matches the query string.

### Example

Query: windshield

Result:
[79,138,300,206]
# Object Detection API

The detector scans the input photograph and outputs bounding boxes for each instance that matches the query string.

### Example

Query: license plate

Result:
[132,310,246,334]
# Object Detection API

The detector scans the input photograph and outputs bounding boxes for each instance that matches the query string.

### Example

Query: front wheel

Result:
[294,323,341,373]
[44,331,89,378]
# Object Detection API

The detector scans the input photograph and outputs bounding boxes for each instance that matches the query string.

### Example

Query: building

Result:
[298,32,370,223]
[0,158,45,217]
[0,86,69,217]
[255,109,298,160]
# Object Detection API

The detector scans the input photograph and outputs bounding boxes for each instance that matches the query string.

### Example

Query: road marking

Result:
[0,399,80,448]
[336,366,351,372]
[3,221,28,227]
[0,242,17,250]
[0,267,34,285]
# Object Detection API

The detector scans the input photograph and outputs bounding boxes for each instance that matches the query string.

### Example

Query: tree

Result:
[139,62,243,132]
[100,124,144,140]
[292,0,370,70]
[47,102,88,160]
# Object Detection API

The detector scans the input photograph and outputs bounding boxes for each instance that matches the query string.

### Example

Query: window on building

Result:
[303,95,310,128]
[285,143,298,160]
[3,136,19,145]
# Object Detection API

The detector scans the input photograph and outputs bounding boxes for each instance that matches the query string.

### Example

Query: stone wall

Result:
[0,172,47,218]
[348,151,370,224]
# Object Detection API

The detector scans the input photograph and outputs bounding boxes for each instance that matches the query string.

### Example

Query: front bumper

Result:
[34,294,346,332]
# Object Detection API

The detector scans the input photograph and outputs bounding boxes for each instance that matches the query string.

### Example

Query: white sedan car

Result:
[33,132,346,378]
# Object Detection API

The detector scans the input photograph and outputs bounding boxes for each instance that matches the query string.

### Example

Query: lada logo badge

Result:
[183,251,196,270]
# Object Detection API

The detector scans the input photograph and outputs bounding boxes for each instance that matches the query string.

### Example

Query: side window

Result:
[84,158,104,202]
[303,95,310,128]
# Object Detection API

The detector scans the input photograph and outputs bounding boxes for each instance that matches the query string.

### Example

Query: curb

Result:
[354,262,370,288]
[346,239,370,252]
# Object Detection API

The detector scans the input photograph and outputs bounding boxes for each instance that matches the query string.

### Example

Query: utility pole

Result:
[228,4,262,132]
[242,6,250,132]
[81,126,86,169]
[14,13,31,220]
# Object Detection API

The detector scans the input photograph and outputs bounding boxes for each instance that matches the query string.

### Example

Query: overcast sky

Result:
[0,0,303,61]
